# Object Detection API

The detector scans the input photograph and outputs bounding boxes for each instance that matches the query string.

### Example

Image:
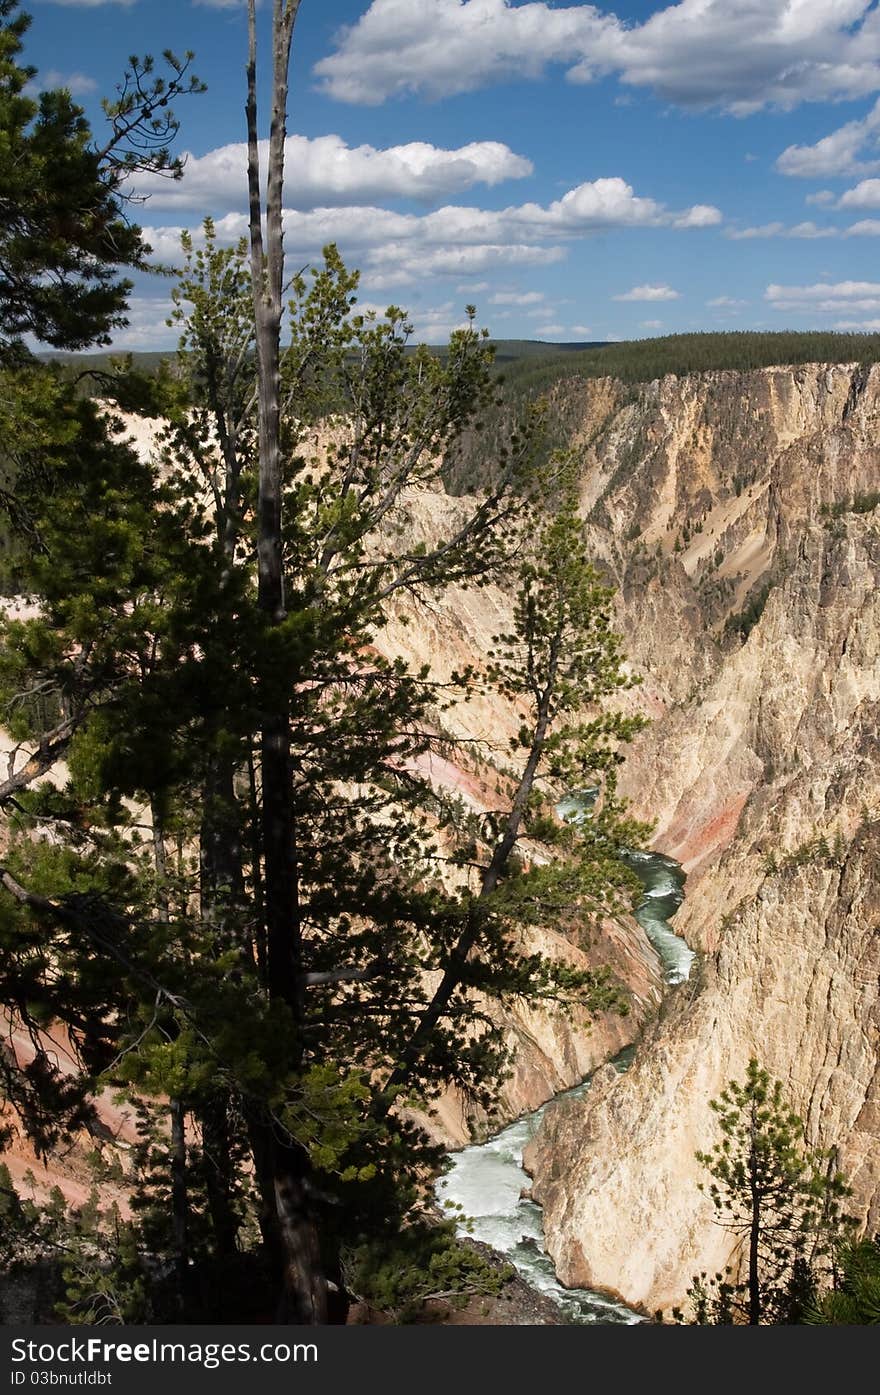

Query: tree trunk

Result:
[245,0,326,1325]
[748,1118,761,1324]
[201,1095,240,1261]
[152,804,191,1313]
[170,1097,189,1313]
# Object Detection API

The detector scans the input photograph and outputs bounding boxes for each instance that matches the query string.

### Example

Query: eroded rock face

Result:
[523,362,880,1312]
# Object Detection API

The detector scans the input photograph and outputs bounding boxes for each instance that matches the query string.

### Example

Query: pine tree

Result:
[690,1059,854,1324]
[808,1237,880,1325]
[0,4,650,1326]
[0,0,202,356]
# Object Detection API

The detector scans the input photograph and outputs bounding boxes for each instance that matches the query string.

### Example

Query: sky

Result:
[20,0,880,348]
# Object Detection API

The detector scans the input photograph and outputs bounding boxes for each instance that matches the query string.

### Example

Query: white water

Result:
[624,850,695,986]
[436,831,694,1324]
[436,1048,641,1323]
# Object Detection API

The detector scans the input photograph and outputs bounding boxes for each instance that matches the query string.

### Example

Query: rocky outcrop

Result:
[522,362,880,1312]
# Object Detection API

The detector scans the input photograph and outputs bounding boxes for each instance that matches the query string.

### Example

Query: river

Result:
[435,843,691,1324]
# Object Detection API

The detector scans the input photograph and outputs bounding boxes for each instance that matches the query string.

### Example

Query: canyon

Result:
[3,360,879,1319]
[521,362,880,1312]
[379,360,880,1312]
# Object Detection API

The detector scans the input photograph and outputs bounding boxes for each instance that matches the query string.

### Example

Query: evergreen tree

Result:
[0,3,649,1325]
[808,1237,880,1325]
[689,1059,854,1324]
[0,0,202,356]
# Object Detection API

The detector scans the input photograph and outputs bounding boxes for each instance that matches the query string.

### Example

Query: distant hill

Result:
[43,329,880,388]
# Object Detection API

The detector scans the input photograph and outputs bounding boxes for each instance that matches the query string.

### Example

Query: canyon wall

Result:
[523,362,880,1311]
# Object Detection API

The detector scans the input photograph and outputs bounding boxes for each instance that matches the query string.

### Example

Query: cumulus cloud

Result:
[140,177,719,288]
[805,190,836,206]
[131,134,532,210]
[846,218,880,235]
[613,284,679,302]
[317,0,880,114]
[707,295,747,307]
[838,178,880,209]
[727,220,837,240]
[640,319,664,329]
[106,297,176,352]
[535,323,565,338]
[765,280,880,314]
[777,98,880,178]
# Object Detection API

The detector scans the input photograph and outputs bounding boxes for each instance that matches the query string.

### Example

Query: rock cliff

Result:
[522,362,880,1312]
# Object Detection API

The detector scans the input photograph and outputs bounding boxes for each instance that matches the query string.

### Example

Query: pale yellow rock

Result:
[523,361,880,1313]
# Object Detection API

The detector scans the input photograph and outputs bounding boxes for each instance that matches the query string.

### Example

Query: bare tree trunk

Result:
[748,1121,762,1324]
[245,0,327,1326]
[170,1097,189,1312]
[151,801,190,1312]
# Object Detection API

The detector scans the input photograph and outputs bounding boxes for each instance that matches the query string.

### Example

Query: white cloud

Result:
[535,323,565,338]
[766,281,880,301]
[569,323,592,335]
[728,221,785,239]
[348,299,477,341]
[316,1,620,104]
[846,218,880,235]
[765,280,880,315]
[31,70,97,96]
[640,319,663,329]
[832,318,880,330]
[317,0,880,114]
[707,295,747,307]
[131,134,533,209]
[805,190,836,206]
[489,290,544,305]
[727,220,837,240]
[140,177,719,288]
[789,221,838,239]
[838,178,880,209]
[613,284,679,302]
[777,99,880,178]
[107,297,176,352]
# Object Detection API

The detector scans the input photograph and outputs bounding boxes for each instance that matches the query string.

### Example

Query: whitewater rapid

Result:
[436,845,692,1324]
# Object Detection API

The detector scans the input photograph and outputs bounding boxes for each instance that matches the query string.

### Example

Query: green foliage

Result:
[0,222,647,1317]
[762,830,848,876]
[819,491,880,520]
[0,1,201,355]
[687,1059,855,1324]
[341,1219,510,1322]
[724,580,772,642]
[808,1238,880,1325]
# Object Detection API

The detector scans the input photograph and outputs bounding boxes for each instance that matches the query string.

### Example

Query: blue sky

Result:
[21,0,880,347]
